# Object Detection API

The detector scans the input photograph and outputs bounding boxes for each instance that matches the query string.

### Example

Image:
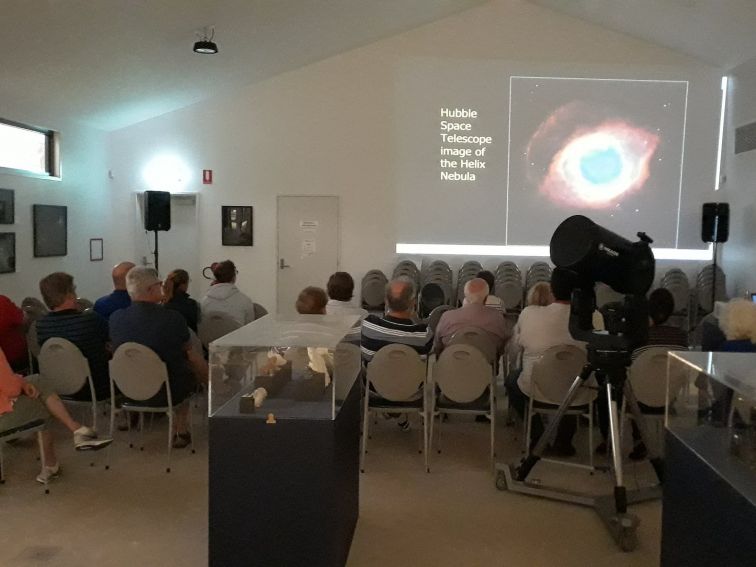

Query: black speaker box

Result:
[144,191,171,231]
[701,202,729,243]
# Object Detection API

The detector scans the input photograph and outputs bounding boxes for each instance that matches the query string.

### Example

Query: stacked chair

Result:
[696,264,726,314]
[456,260,483,306]
[361,269,388,312]
[392,260,420,289]
[420,260,453,314]
[660,268,691,330]
[494,261,523,312]
[525,262,552,294]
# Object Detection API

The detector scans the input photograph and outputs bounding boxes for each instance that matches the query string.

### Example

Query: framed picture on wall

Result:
[222,206,254,246]
[0,233,15,273]
[89,238,103,261]
[33,204,67,257]
[0,189,14,224]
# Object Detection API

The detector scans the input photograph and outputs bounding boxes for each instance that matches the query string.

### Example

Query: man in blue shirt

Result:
[110,267,207,448]
[94,261,135,320]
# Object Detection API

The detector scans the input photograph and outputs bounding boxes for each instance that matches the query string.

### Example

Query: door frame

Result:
[276,195,341,313]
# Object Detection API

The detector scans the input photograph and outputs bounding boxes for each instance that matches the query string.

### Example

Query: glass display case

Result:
[208,313,361,421]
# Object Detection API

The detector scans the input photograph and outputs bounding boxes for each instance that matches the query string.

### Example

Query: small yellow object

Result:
[266,413,276,424]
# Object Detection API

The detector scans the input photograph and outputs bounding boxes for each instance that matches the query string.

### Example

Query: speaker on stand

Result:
[701,202,729,313]
[144,191,171,274]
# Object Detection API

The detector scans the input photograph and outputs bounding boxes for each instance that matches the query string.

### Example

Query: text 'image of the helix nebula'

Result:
[527,102,660,208]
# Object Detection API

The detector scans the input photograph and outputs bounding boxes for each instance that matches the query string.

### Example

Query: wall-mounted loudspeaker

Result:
[144,191,171,231]
[701,202,729,243]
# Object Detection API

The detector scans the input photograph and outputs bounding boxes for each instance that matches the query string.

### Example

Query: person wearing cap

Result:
[200,260,256,327]
[109,267,208,448]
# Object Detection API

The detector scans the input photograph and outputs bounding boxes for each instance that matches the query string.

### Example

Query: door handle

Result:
[279,258,291,269]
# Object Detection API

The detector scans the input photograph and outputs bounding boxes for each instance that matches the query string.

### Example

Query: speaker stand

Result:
[153,230,160,275]
[711,241,720,313]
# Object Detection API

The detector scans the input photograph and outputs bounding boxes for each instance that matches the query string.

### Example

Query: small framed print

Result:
[89,238,103,262]
[0,233,15,273]
[0,189,14,224]
[222,206,254,246]
[33,204,67,257]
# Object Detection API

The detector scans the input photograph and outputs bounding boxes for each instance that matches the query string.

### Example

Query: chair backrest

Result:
[447,326,497,363]
[76,297,94,312]
[110,342,170,403]
[629,347,686,408]
[333,343,362,401]
[530,345,593,406]
[434,344,491,403]
[497,280,523,310]
[253,302,268,319]
[419,282,446,318]
[426,304,453,335]
[21,297,48,320]
[38,337,91,396]
[366,344,425,401]
[26,321,41,358]
[198,311,242,346]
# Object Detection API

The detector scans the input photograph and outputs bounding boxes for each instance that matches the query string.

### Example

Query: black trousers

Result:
[505,370,577,449]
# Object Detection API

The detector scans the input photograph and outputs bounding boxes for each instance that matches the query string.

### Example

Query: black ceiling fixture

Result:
[194,26,218,54]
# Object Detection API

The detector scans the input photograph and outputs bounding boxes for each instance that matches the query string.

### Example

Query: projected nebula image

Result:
[527,102,660,208]
[508,77,688,248]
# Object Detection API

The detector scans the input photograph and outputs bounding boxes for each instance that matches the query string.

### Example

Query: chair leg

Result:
[91,400,97,433]
[428,391,436,468]
[588,403,594,470]
[189,401,196,455]
[0,442,5,484]
[360,390,370,473]
[525,400,534,456]
[37,431,49,495]
[490,390,496,466]
[166,411,173,474]
[139,413,145,451]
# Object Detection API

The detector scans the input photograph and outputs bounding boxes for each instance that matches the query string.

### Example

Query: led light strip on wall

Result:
[396,243,713,261]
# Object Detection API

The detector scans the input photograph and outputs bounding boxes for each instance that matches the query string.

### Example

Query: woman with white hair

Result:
[720,298,756,352]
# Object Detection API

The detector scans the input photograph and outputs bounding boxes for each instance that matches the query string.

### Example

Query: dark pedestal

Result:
[661,427,756,567]
[209,381,360,567]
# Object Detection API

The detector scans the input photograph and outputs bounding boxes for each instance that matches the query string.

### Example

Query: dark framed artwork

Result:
[0,189,14,224]
[33,204,67,257]
[222,206,254,246]
[0,233,15,273]
[89,238,103,261]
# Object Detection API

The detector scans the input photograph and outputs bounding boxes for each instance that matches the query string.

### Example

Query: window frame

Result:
[0,117,61,180]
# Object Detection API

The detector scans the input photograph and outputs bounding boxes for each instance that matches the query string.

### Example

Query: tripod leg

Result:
[623,381,664,483]
[516,363,594,482]
[606,382,627,515]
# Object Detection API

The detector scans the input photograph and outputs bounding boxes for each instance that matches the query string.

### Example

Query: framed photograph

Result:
[89,238,103,261]
[0,233,15,273]
[33,204,67,257]
[0,189,13,224]
[222,206,254,246]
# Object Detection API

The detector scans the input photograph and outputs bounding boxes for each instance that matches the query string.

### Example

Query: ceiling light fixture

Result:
[194,26,218,54]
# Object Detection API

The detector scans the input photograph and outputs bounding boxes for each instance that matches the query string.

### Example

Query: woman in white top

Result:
[200,260,256,326]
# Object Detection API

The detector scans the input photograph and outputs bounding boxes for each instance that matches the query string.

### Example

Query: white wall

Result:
[0,103,113,305]
[721,56,756,297]
[107,0,723,311]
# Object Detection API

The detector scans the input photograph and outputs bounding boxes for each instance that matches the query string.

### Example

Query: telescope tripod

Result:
[495,353,663,552]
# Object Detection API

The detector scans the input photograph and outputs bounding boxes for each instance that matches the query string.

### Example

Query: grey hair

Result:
[463,278,489,305]
[126,266,159,299]
[721,298,756,341]
[385,277,416,312]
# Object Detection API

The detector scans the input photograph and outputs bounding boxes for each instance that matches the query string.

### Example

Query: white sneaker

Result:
[36,463,61,484]
[73,426,113,451]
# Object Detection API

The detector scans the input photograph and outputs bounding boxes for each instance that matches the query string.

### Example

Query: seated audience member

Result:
[505,268,585,456]
[36,273,110,401]
[361,278,432,430]
[476,270,505,312]
[361,278,433,364]
[720,298,756,352]
[163,269,200,332]
[434,278,509,355]
[200,260,255,326]
[110,267,208,448]
[94,261,135,320]
[325,272,368,319]
[0,348,111,483]
[295,286,333,381]
[0,294,28,371]
[526,281,553,307]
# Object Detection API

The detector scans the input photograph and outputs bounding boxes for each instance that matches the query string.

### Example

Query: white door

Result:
[277,196,339,314]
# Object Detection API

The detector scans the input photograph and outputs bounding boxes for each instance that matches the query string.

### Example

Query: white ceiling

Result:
[530,0,756,69]
[0,0,485,131]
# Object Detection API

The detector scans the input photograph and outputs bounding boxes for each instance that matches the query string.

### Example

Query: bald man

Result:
[434,278,510,355]
[93,261,135,320]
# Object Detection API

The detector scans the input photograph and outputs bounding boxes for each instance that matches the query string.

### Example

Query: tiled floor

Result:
[0,402,662,566]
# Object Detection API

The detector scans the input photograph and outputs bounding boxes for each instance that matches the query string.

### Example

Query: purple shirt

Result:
[434,303,510,354]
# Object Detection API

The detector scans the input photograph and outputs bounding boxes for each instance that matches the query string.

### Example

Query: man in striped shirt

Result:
[360,278,432,364]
